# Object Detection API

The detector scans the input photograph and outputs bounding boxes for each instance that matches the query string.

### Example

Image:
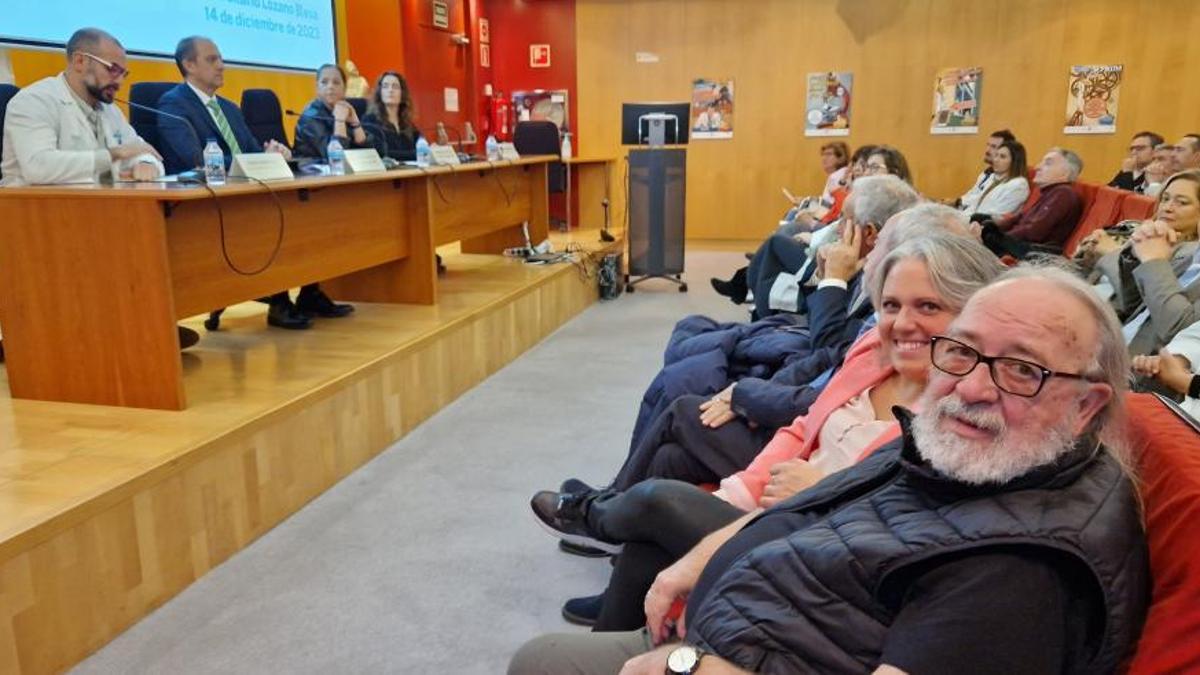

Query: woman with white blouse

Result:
[961,139,1030,219]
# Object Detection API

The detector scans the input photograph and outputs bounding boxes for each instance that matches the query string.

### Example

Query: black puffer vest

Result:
[688,410,1149,674]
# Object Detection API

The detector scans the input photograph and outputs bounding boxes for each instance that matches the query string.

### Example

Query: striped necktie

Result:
[206,98,243,154]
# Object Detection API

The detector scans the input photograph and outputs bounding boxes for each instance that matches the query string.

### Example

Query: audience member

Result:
[1109,130,1165,193]
[1172,134,1200,172]
[511,265,1148,675]
[294,63,374,160]
[977,147,1084,258]
[862,144,912,184]
[1143,143,1176,196]
[955,128,1015,211]
[157,36,291,175]
[961,138,1029,218]
[818,140,849,205]
[1,28,163,186]
[1132,319,1200,419]
[530,233,1004,632]
[362,71,422,163]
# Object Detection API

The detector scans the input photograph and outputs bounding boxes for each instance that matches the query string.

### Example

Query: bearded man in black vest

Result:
[510,264,1150,675]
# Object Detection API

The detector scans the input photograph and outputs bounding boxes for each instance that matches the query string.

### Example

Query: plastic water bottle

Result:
[560,131,572,160]
[327,138,346,176]
[202,139,225,185]
[415,137,432,167]
[485,134,499,161]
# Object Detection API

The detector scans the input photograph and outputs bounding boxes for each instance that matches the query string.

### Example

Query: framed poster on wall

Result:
[513,90,569,131]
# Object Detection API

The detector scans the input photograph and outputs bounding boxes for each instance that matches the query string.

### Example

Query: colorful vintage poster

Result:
[804,72,852,137]
[690,78,734,140]
[1064,64,1122,134]
[931,66,982,134]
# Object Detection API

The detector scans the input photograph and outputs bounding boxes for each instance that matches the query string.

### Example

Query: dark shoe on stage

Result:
[709,267,748,304]
[562,594,604,626]
[530,490,623,555]
[267,299,314,330]
[0,339,5,363]
[436,253,447,276]
[178,326,200,350]
[296,288,355,318]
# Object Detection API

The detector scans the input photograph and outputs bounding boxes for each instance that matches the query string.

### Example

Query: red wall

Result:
[343,0,405,82]
[400,0,476,142]
[486,0,579,150]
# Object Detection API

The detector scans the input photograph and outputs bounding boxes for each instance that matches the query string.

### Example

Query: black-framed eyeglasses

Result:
[81,52,130,79]
[929,336,1090,398]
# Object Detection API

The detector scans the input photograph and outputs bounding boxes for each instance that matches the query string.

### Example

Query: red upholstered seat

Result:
[1064,186,1127,257]
[1119,194,1158,223]
[1126,393,1200,674]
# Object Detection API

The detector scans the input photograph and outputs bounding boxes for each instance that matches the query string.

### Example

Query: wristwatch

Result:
[666,645,706,674]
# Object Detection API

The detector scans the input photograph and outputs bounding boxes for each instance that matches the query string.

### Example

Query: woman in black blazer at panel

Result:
[362,71,422,163]
[293,63,374,160]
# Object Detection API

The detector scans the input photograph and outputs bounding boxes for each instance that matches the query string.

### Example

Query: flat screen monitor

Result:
[620,102,690,145]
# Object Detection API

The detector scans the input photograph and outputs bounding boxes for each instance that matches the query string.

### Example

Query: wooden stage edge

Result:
[0,231,619,674]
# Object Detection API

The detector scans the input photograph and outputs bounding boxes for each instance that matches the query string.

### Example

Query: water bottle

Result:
[485,134,499,161]
[202,139,225,185]
[560,131,572,160]
[327,138,346,176]
[415,137,432,167]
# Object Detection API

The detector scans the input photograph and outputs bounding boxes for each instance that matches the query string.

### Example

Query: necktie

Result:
[206,99,243,155]
[1123,255,1200,344]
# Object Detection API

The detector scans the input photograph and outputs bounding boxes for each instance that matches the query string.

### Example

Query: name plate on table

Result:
[429,143,461,166]
[343,148,387,174]
[230,153,293,181]
[497,142,520,161]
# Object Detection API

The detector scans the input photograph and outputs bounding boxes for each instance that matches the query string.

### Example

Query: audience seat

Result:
[1064,185,1127,257]
[0,83,19,180]
[1126,393,1200,674]
[128,81,176,153]
[240,88,290,148]
[1119,194,1158,222]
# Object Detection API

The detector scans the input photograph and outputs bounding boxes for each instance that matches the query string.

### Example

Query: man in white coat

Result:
[1,27,163,186]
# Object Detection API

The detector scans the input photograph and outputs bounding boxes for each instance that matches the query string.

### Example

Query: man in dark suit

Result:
[157,36,352,330]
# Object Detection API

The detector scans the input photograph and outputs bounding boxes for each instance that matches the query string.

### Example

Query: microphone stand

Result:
[117,96,205,181]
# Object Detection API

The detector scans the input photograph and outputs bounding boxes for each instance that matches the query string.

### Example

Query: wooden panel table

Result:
[0,156,551,410]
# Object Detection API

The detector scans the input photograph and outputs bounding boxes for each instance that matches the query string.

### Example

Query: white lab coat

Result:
[1,74,162,186]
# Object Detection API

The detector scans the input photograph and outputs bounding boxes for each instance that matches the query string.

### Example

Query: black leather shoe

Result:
[710,267,748,304]
[530,490,623,555]
[267,298,313,330]
[561,594,604,626]
[178,326,200,349]
[296,287,355,318]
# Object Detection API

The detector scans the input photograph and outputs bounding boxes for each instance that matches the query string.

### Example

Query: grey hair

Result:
[989,261,1130,457]
[864,203,971,292]
[66,28,120,58]
[1051,147,1084,181]
[868,233,1006,315]
[845,175,920,228]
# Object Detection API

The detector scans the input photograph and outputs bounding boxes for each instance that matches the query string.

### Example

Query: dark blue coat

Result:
[156,83,264,175]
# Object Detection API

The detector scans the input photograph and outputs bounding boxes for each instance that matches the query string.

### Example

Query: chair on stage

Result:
[0,83,20,181]
[513,121,566,228]
[128,81,176,154]
[241,88,291,149]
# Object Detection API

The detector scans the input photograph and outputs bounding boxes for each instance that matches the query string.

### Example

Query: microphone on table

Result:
[285,108,394,167]
[115,96,205,182]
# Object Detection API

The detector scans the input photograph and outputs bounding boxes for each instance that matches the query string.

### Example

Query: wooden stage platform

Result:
[0,233,616,673]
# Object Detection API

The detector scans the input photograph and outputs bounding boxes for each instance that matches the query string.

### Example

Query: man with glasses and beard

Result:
[1,27,163,186]
[510,264,1149,675]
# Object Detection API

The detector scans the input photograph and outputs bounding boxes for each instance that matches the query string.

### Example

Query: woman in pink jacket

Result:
[530,232,1005,631]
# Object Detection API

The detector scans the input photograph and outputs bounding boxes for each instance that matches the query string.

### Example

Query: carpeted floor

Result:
[73,250,748,675]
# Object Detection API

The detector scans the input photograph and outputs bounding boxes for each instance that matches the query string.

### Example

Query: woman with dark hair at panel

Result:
[362,71,422,163]
[529,232,1006,630]
[961,139,1030,219]
[293,63,374,160]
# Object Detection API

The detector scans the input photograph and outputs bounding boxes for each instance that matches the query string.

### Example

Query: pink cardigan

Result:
[718,328,906,510]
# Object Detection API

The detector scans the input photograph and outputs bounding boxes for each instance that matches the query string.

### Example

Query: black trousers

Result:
[747,233,811,319]
[585,480,744,631]
[611,395,776,492]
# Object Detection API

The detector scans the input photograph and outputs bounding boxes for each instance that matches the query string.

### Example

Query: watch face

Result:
[667,646,699,673]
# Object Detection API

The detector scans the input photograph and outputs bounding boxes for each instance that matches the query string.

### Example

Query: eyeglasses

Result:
[929,336,1090,398]
[864,163,888,174]
[81,52,130,79]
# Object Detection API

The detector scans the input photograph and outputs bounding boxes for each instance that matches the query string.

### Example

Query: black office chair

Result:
[0,83,20,180]
[347,97,368,121]
[128,81,175,153]
[240,88,290,148]
[514,121,565,191]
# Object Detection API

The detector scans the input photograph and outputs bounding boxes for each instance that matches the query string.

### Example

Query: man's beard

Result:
[911,392,1078,485]
[86,81,118,105]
